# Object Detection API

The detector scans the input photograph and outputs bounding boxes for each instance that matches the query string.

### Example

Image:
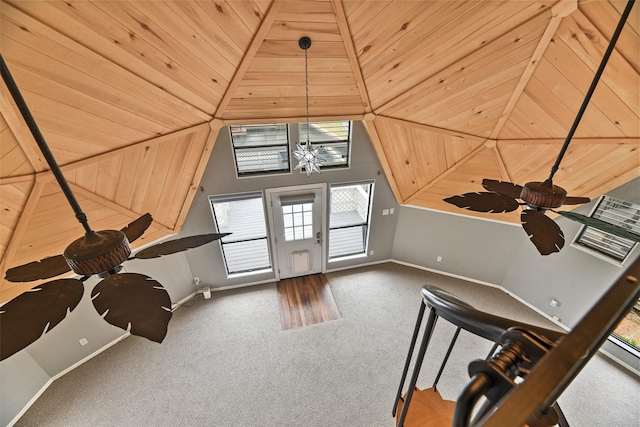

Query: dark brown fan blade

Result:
[91,273,172,343]
[444,192,520,213]
[521,209,565,255]
[133,233,231,259]
[562,196,591,206]
[0,278,84,360]
[557,211,640,242]
[120,213,153,244]
[4,255,71,282]
[482,179,524,200]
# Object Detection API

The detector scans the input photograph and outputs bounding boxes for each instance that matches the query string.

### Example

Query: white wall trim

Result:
[598,348,640,377]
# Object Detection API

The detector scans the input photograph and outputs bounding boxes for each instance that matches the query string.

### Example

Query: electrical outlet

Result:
[370,250,374,256]
[382,209,389,216]
[79,338,88,346]
[550,299,559,307]
[437,256,442,262]
[389,208,395,214]
[194,277,200,286]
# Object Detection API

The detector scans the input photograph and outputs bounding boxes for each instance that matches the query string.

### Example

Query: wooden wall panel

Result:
[0,111,33,178]
[409,147,521,224]
[0,181,33,263]
[349,1,552,110]
[498,141,640,199]
[223,0,365,120]
[379,12,550,138]
[68,125,211,229]
[374,117,485,201]
[499,8,640,139]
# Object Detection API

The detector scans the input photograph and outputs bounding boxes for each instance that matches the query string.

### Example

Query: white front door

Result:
[266,184,326,280]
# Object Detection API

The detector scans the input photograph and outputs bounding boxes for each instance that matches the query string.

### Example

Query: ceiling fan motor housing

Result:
[520,181,567,209]
[63,230,131,275]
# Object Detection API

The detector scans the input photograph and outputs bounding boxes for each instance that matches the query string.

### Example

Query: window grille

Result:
[230,124,289,176]
[210,193,271,275]
[574,195,640,264]
[298,121,351,168]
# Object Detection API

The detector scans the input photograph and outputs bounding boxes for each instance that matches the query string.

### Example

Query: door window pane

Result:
[283,202,313,241]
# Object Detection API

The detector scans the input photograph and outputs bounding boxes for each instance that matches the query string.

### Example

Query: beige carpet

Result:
[15,263,640,426]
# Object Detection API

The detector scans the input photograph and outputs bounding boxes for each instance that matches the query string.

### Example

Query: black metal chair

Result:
[393,285,567,427]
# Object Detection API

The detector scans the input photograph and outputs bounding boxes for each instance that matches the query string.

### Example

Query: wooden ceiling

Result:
[0,0,638,302]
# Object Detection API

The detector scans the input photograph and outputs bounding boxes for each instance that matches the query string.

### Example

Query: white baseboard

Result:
[326,258,391,274]
[7,377,53,427]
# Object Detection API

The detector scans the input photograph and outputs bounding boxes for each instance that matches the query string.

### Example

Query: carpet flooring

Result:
[14,263,640,426]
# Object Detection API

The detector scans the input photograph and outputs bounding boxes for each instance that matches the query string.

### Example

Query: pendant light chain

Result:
[305,46,310,145]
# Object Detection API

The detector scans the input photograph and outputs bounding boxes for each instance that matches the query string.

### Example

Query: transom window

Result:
[298,121,351,169]
[329,182,373,259]
[210,193,271,275]
[230,124,289,176]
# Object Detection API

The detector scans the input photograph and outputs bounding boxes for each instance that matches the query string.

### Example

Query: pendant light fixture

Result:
[293,36,325,176]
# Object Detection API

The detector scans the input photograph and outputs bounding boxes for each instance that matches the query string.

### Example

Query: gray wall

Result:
[0,352,49,427]
[502,178,640,327]
[391,207,523,285]
[0,252,193,425]
[501,178,640,371]
[180,121,399,288]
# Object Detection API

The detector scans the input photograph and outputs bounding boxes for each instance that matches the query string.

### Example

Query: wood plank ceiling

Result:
[0,0,638,302]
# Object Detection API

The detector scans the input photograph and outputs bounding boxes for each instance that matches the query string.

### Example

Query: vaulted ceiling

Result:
[0,0,638,302]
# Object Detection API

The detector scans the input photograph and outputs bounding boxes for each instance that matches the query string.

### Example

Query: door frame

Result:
[265,183,327,281]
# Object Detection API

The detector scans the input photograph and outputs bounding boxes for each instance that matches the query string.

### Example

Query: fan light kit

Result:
[444,0,640,256]
[0,55,229,361]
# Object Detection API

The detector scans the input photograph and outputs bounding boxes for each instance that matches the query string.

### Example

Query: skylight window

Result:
[230,124,290,176]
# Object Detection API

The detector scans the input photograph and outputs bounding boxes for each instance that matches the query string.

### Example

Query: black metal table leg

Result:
[397,307,439,427]
[433,326,462,390]
[392,300,426,416]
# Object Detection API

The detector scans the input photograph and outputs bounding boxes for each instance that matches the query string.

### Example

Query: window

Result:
[573,195,640,264]
[282,199,314,241]
[230,124,289,176]
[611,298,640,354]
[298,121,351,169]
[329,182,373,259]
[210,193,271,275]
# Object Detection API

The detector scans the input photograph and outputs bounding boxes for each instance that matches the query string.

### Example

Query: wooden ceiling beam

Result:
[331,0,372,113]
[376,115,487,142]
[497,137,639,144]
[490,0,577,139]
[57,123,210,173]
[0,81,47,173]
[222,114,365,126]
[67,183,174,235]
[362,114,403,204]
[405,141,490,205]
[487,140,513,182]
[214,1,284,118]
[0,180,43,280]
[172,120,220,234]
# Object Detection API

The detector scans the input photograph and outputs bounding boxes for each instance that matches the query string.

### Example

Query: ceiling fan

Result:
[444,0,640,255]
[0,55,228,361]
